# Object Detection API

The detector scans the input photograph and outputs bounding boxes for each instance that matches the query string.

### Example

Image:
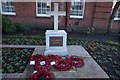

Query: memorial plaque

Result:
[50,37,63,46]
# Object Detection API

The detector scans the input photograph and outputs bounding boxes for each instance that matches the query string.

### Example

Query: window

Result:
[70,0,85,18]
[36,0,51,17]
[113,0,120,20]
[114,7,120,20]
[1,0,16,15]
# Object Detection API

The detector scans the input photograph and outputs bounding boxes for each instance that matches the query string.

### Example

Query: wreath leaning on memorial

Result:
[30,54,84,80]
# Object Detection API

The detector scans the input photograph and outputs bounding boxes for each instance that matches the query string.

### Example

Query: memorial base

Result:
[44,30,68,56]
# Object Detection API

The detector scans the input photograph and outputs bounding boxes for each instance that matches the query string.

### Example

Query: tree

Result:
[107,0,120,33]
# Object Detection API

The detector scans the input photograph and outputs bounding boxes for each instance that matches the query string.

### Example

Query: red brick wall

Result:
[4,2,119,33]
[92,2,113,33]
[112,21,120,32]
[8,2,54,29]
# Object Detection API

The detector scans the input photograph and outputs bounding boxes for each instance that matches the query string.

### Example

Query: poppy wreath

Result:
[30,54,44,61]
[30,70,52,80]
[34,57,50,71]
[66,57,72,63]
[46,54,60,65]
[55,60,71,71]
[70,56,84,67]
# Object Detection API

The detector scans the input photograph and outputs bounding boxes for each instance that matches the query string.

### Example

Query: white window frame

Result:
[0,0,16,15]
[36,0,51,17]
[70,0,86,19]
[114,7,120,20]
[113,0,120,20]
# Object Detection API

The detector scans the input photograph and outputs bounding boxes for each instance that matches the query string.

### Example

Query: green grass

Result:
[106,40,120,46]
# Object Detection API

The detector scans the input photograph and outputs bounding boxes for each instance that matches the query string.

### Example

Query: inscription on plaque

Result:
[50,37,63,46]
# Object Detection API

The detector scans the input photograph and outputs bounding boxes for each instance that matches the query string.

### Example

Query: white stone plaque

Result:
[50,61,56,66]
[40,61,46,66]
[30,61,35,65]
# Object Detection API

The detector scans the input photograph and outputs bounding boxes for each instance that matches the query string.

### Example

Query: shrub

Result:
[73,27,94,35]
[14,22,29,34]
[2,16,16,34]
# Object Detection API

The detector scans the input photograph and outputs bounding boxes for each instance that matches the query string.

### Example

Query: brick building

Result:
[1,0,120,33]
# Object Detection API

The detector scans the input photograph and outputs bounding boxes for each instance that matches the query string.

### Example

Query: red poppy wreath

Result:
[70,56,84,67]
[30,70,52,80]
[30,54,44,61]
[34,57,50,71]
[46,54,60,65]
[55,60,71,71]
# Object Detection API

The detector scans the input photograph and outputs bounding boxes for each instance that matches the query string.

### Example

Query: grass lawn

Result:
[2,35,120,79]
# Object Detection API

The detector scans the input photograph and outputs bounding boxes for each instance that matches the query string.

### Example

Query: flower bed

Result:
[2,37,45,45]
[2,48,34,73]
[83,41,120,79]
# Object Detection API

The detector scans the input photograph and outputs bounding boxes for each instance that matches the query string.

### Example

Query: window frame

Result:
[36,0,51,17]
[114,7,120,20]
[70,0,86,19]
[113,0,120,20]
[1,0,16,15]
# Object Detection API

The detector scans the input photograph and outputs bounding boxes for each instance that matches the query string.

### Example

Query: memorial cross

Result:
[47,3,66,31]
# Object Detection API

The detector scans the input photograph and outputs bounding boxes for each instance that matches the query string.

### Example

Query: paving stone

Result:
[67,45,91,57]
[2,73,22,78]
[76,57,109,78]
[33,46,91,57]
[53,71,78,79]
[49,66,76,73]
[1,45,40,48]
[33,46,45,55]
[20,64,34,78]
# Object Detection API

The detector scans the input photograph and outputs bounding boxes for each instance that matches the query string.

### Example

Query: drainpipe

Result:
[65,2,68,31]
[91,2,96,27]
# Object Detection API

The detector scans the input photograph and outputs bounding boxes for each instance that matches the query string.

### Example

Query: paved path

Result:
[1,45,40,48]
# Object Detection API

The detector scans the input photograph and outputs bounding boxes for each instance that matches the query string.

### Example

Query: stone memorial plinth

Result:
[44,30,68,55]
[32,46,109,79]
